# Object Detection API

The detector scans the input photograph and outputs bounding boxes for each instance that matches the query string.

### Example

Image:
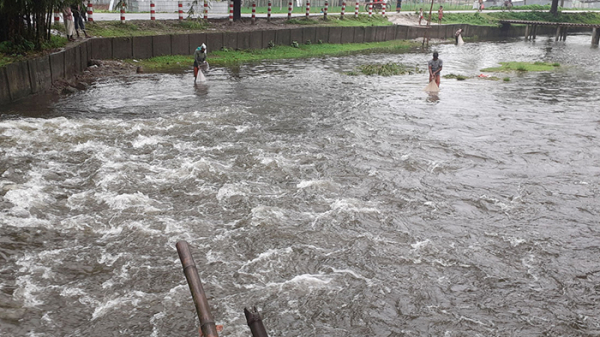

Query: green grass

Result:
[440,11,600,26]
[347,62,423,76]
[128,40,418,70]
[443,73,468,80]
[481,61,561,72]
[0,35,67,67]
[287,14,392,26]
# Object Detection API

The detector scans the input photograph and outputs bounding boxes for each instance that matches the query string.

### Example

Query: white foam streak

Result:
[266,274,333,289]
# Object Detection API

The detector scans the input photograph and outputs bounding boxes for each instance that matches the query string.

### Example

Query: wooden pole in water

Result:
[562,27,567,41]
[176,241,219,337]
[524,25,529,40]
[555,26,560,41]
[592,28,600,46]
[532,24,537,40]
[244,307,269,337]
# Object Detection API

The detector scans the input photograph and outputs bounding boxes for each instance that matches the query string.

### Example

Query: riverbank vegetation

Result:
[442,11,600,26]
[481,61,560,72]
[127,40,418,70]
[346,62,423,76]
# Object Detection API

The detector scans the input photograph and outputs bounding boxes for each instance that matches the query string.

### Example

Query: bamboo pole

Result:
[176,241,219,337]
[244,307,269,337]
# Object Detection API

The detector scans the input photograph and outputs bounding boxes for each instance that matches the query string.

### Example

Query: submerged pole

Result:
[176,241,219,337]
[592,28,600,46]
[244,307,269,337]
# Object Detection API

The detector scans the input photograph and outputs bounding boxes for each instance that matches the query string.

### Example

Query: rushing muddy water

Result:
[1,35,600,336]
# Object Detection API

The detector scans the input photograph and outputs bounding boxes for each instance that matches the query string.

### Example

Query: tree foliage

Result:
[0,0,75,50]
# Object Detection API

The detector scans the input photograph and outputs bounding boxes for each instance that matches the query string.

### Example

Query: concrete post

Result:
[306,0,310,19]
[324,0,328,20]
[120,5,125,23]
[341,1,345,19]
[150,1,156,20]
[355,1,359,18]
[288,0,292,19]
[252,1,256,24]
[268,1,272,21]
[179,1,184,21]
[87,2,94,22]
[204,0,208,20]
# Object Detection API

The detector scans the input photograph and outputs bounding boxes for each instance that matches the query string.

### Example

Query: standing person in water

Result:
[418,8,423,25]
[428,51,443,87]
[455,28,463,44]
[193,44,208,82]
[437,6,443,24]
[396,0,402,13]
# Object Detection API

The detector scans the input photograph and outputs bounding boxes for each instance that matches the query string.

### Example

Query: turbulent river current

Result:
[1,35,599,336]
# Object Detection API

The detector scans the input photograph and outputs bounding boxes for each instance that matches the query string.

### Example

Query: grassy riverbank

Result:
[442,11,600,26]
[128,39,418,70]
[84,15,391,37]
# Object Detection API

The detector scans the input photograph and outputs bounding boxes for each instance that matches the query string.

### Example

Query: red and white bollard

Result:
[305,0,310,19]
[229,1,233,23]
[204,0,208,19]
[382,2,385,16]
[368,3,372,17]
[341,1,345,19]
[54,10,60,23]
[120,5,125,22]
[268,1,272,21]
[288,1,292,20]
[252,1,256,24]
[178,1,183,21]
[354,1,359,18]
[87,2,94,22]
[323,0,328,20]
[150,1,155,20]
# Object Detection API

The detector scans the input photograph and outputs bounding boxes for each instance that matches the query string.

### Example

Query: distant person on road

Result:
[396,0,402,13]
[71,1,90,38]
[194,44,209,82]
[418,8,423,25]
[428,51,443,87]
[63,6,75,42]
[437,6,443,24]
[479,0,484,12]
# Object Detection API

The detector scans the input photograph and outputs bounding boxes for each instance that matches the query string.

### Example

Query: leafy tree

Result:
[0,0,72,51]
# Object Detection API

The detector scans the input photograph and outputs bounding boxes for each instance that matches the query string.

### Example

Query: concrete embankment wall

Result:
[0,23,537,107]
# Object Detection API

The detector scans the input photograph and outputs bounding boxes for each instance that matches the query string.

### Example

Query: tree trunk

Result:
[550,0,559,14]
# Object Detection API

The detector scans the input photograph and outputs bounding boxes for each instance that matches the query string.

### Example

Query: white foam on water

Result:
[296,179,339,191]
[91,290,148,320]
[239,247,293,270]
[131,134,162,148]
[98,252,124,267]
[216,183,248,201]
[95,191,163,212]
[411,239,431,250]
[330,268,375,287]
[60,286,87,297]
[502,235,527,247]
[3,171,54,213]
[266,273,333,290]
[13,275,44,307]
[149,311,167,337]
[330,198,380,214]
[250,206,286,227]
[235,125,250,133]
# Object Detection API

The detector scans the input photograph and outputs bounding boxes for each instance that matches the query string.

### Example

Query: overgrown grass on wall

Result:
[128,39,418,70]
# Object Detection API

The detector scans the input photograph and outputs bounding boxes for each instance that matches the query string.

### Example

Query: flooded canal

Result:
[1,35,599,336]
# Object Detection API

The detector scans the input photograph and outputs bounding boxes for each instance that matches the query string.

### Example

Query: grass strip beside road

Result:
[127,40,418,70]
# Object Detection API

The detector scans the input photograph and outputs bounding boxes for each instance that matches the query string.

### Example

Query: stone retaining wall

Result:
[0,23,539,107]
